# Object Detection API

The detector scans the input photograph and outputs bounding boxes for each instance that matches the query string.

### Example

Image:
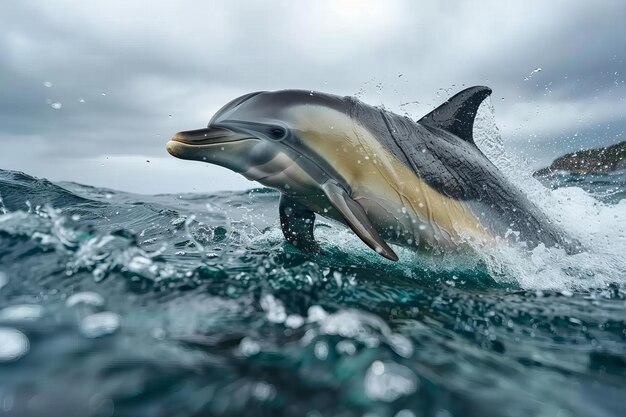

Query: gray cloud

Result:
[0,0,624,193]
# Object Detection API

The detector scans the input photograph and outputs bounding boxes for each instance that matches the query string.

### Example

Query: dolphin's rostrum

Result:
[167,87,579,261]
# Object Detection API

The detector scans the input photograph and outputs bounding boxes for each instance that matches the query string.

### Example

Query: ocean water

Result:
[0,168,624,417]
[2,99,626,417]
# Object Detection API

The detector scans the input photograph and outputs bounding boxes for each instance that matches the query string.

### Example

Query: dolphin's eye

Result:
[268,127,287,141]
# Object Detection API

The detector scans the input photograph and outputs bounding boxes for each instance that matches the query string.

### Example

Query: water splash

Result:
[473,100,626,289]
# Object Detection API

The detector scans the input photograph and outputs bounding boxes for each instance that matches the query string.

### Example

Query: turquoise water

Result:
[0,168,625,417]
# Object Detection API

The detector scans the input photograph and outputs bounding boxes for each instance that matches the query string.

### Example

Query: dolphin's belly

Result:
[298,186,491,253]
[349,170,495,252]
[354,195,442,250]
[353,188,469,252]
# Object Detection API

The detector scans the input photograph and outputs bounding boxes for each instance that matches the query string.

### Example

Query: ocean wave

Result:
[0,160,625,416]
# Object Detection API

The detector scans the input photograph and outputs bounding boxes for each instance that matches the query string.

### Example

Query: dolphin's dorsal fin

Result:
[418,86,492,144]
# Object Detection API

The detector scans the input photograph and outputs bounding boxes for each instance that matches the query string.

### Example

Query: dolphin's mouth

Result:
[169,127,255,146]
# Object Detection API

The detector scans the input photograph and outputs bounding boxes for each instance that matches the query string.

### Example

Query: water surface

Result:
[0,167,624,417]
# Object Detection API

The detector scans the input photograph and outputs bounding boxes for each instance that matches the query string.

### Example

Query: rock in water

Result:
[535,141,626,176]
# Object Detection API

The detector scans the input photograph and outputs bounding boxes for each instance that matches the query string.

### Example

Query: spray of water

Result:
[472,100,626,290]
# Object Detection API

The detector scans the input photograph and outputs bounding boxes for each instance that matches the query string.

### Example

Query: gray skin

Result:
[166,87,580,261]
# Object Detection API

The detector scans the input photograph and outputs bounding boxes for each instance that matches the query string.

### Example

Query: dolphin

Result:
[166,87,579,261]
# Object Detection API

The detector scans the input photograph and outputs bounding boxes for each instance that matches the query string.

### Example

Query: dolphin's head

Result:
[167,90,349,194]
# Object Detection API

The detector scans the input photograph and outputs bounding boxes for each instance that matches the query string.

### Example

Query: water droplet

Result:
[307,305,328,322]
[524,67,543,81]
[171,216,187,227]
[333,271,342,286]
[388,333,414,358]
[101,92,107,96]
[79,98,85,103]
[79,312,120,338]
[43,81,52,88]
[260,294,286,324]
[239,336,260,356]
[66,292,105,308]
[51,102,62,110]
[252,381,275,400]
[364,360,418,402]
[0,327,29,361]
[0,304,43,321]
[314,340,329,360]
[336,340,356,355]
[285,314,304,329]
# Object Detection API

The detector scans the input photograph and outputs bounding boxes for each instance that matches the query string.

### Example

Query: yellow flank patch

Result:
[287,105,491,245]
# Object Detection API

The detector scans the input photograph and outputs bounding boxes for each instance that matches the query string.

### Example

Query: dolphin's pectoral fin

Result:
[321,182,399,261]
[279,194,323,255]
[418,86,492,145]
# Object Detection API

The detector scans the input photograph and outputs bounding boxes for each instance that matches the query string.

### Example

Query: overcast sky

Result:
[0,0,624,194]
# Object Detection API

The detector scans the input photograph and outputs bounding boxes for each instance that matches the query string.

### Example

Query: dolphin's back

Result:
[343,94,578,252]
